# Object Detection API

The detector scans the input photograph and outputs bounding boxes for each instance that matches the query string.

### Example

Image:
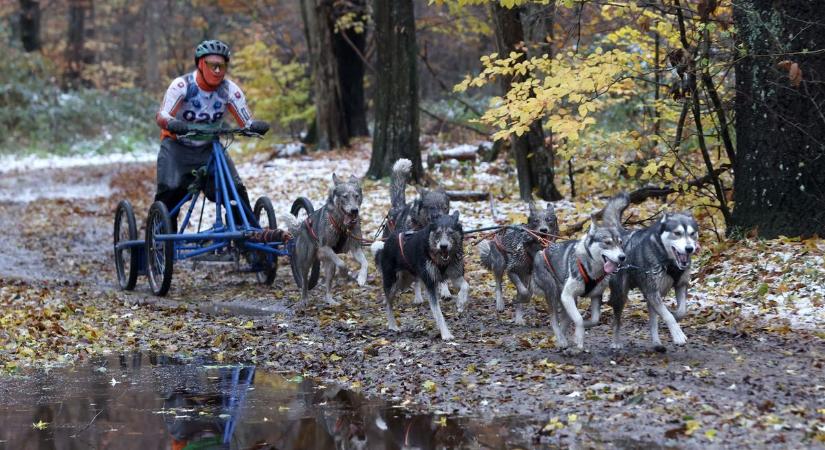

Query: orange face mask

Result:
[197,58,226,88]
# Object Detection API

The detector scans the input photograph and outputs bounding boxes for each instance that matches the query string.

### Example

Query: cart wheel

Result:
[146,201,174,296]
[290,197,320,290]
[113,200,138,290]
[253,196,277,285]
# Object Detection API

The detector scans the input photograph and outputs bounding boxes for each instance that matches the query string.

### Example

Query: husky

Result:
[532,194,628,352]
[287,174,369,308]
[371,211,469,341]
[478,202,559,325]
[608,205,699,351]
[386,158,452,304]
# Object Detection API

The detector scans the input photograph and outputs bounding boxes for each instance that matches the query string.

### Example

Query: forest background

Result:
[1,0,823,239]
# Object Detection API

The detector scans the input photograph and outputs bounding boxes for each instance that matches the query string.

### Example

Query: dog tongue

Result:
[604,260,618,274]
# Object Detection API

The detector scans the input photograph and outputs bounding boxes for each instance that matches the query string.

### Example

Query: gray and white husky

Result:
[608,201,699,350]
[532,194,628,351]
[478,202,559,325]
[386,158,453,304]
[287,174,369,308]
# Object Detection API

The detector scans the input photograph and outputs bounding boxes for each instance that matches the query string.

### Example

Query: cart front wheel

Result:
[114,200,139,290]
[290,197,319,290]
[146,201,174,296]
[253,196,277,285]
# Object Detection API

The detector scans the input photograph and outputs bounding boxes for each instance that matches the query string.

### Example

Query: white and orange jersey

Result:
[155,71,253,146]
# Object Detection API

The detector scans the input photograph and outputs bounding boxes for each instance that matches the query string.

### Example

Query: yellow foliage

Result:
[232,42,313,136]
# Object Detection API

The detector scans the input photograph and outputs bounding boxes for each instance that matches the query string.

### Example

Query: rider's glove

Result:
[166,119,190,135]
[248,120,270,135]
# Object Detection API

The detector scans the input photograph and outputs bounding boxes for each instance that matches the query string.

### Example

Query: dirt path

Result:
[0,160,823,448]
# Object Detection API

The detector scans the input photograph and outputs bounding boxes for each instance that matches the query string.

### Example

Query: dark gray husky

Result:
[386,158,452,303]
[288,174,369,308]
[532,194,628,352]
[608,199,699,350]
[478,202,559,324]
[371,212,469,341]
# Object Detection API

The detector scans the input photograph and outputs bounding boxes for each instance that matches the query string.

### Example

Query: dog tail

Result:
[602,192,630,230]
[370,240,385,265]
[477,239,492,269]
[280,214,300,236]
[390,158,412,209]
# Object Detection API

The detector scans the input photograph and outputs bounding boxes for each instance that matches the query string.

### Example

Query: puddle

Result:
[0,354,538,449]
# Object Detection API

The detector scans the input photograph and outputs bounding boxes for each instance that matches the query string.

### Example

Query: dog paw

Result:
[356,271,367,287]
[672,329,687,346]
[387,323,400,332]
[610,341,624,351]
[324,297,340,307]
[413,293,425,304]
[440,331,454,341]
[514,316,526,326]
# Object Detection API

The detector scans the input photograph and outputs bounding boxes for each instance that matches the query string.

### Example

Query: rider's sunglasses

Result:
[205,61,227,72]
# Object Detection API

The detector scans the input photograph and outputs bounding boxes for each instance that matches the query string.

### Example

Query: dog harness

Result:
[541,248,606,296]
[577,259,606,295]
[397,232,412,269]
[664,263,686,282]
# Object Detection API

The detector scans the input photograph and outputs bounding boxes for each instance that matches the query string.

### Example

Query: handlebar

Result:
[179,126,264,139]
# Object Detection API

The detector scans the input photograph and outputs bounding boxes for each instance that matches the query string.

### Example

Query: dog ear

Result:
[332,173,342,185]
[546,202,555,214]
[588,214,598,235]
[660,212,669,223]
[417,187,429,197]
[451,210,460,222]
[528,201,537,216]
[348,174,360,184]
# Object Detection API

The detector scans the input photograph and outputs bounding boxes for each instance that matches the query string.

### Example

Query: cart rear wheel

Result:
[146,201,174,296]
[290,197,319,290]
[114,200,138,290]
[253,196,277,285]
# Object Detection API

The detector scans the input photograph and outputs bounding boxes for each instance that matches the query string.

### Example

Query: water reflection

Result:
[0,353,529,449]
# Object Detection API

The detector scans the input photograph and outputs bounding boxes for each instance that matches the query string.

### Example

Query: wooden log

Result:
[446,190,490,202]
[427,146,478,165]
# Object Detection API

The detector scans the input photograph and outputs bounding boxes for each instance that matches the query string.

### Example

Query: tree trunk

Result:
[65,0,94,90]
[367,0,421,181]
[143,1,160,91]
[731,0,825,238]
[300,0,349,150]
[18,0,40,52]
[491,3,562,201]
[333,0,369,137]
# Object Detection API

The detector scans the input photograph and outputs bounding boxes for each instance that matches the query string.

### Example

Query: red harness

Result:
[542,248,605,295]
[397,232,411,268]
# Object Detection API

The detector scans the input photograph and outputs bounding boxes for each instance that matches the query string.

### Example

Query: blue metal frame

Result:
[146,139,290,265]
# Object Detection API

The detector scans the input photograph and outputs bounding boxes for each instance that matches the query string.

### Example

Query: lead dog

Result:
[607,199,699,350]
[478,202,558,324]
[532,194,627,352]
[371,212,469,340]
[288,174,369,308]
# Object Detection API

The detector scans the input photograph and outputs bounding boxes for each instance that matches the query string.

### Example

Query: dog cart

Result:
[112,126,317,296]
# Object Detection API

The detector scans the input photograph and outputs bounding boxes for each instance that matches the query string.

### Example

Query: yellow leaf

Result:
[330,353,342,362]
[32,420,49,430]
[242,320,254,329]
[422,380,437,393]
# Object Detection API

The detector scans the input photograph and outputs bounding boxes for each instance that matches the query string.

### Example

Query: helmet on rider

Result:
[194,39,231,64]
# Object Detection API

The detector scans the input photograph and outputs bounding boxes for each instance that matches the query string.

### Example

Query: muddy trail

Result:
[0,160,823,448]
